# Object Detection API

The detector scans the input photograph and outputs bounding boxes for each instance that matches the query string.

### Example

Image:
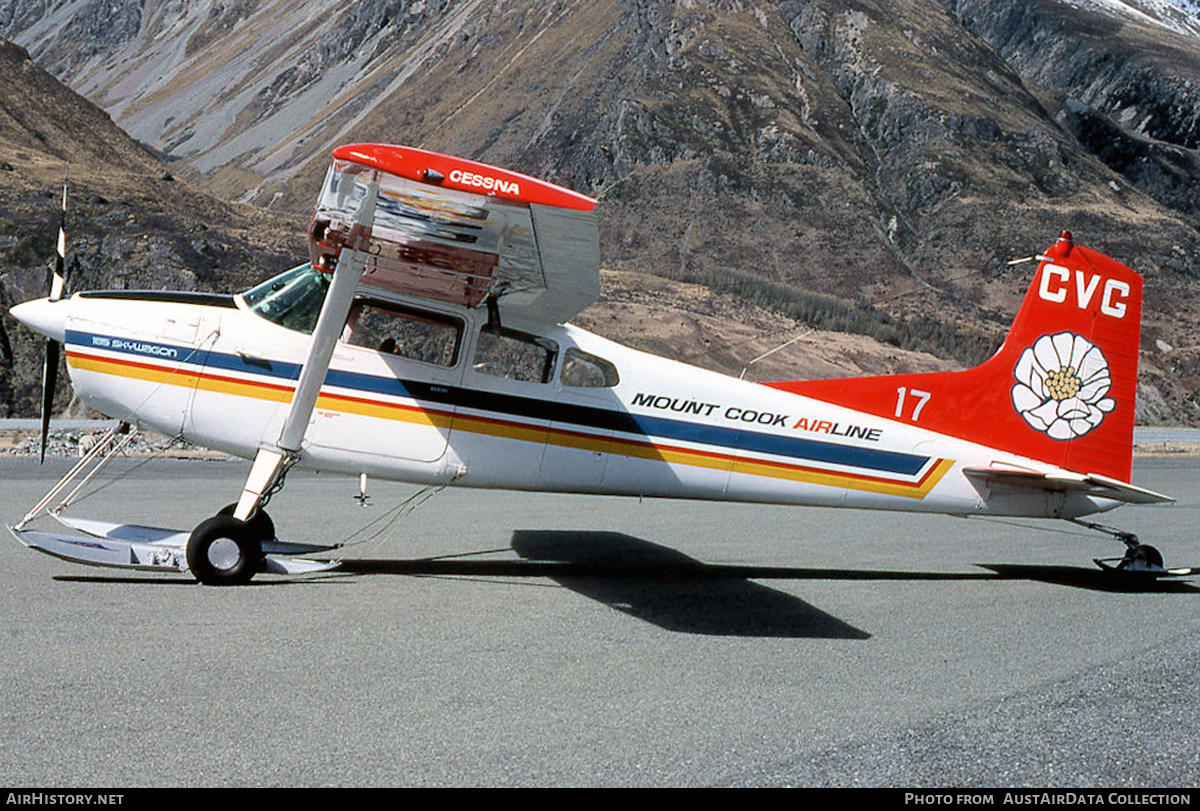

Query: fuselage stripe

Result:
[65,334,950,497]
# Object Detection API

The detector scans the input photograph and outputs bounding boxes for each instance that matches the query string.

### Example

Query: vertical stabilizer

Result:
[767,233,1143,482]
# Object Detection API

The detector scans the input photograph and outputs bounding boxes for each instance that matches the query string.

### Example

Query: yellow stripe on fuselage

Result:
[69,352,294,403]
[68,350,951,499]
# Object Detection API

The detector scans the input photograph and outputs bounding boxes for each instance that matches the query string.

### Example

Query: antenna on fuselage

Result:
[739,329,812,380]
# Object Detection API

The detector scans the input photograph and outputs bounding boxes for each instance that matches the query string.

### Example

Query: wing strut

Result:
[230,177,381,522]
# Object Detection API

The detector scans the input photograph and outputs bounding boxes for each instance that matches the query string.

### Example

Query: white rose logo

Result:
[1011,332,1115,441]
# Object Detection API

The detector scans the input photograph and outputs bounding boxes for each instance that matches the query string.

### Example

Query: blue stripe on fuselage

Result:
[67,329,930,477]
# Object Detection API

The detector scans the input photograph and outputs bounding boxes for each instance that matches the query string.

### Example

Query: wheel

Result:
[216,503,275,541]
[187,515,263,586]
[1119,544,1164,573]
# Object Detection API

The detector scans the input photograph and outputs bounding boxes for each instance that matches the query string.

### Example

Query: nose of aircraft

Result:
[8,297,68,343]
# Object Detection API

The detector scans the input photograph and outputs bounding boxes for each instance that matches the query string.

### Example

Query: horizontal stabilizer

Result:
[962,466,1173,505]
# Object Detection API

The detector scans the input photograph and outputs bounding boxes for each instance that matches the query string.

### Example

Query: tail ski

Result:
[767,232,1165,501]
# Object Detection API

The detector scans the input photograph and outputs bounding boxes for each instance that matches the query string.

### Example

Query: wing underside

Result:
[308,145,600,326]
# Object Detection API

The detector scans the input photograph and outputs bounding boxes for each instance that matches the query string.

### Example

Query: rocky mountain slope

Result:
[0,35,954,420]
[3,0,1200,422]
[0,39,303,417]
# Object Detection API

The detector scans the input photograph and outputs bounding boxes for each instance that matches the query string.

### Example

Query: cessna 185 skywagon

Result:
[7,143,1192,584]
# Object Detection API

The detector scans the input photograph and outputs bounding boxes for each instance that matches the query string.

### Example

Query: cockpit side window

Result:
[473,327,558,383]
[346,300,462,367]
[242,264,329,334]
[560,348,619,388]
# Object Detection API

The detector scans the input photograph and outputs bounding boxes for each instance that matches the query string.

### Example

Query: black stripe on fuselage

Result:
[76,290,238,308]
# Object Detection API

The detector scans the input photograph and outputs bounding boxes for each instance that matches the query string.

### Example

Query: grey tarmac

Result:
[1,455,1198,787]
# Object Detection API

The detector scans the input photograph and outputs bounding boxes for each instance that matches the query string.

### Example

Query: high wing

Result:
[308,144,600,327]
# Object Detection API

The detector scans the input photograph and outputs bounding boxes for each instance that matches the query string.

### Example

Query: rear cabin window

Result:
[346,301,463,367]
[473,327,558,383]
[560,348,619,388]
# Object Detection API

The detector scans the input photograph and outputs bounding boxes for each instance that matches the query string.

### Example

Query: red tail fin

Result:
[767,233,1143,482]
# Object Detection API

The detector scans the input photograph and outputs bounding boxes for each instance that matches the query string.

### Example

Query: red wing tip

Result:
[330,143,597,211]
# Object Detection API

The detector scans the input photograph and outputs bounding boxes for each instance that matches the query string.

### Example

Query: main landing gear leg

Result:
[187,176,378,586]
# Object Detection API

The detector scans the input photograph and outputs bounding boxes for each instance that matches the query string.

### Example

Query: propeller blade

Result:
[0,315,12,368]
[39,339,59,463]
[38,179,69,462]
[49,181,67,301]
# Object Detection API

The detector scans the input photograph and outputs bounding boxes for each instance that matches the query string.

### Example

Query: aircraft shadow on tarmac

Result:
[57,531,1197,638]
[338,530,870,639]
[331,530,1200,638]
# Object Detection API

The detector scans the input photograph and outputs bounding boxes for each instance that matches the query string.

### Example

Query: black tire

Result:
[187,515,263,586]
[216,503,275,541]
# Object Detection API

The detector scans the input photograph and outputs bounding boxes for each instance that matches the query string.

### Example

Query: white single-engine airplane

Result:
[7,143,1192,584]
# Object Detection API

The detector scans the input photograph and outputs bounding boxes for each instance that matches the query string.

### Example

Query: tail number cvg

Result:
[1038,265,1130,319]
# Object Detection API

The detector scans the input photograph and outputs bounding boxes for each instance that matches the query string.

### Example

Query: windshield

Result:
[241,264,330,334]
